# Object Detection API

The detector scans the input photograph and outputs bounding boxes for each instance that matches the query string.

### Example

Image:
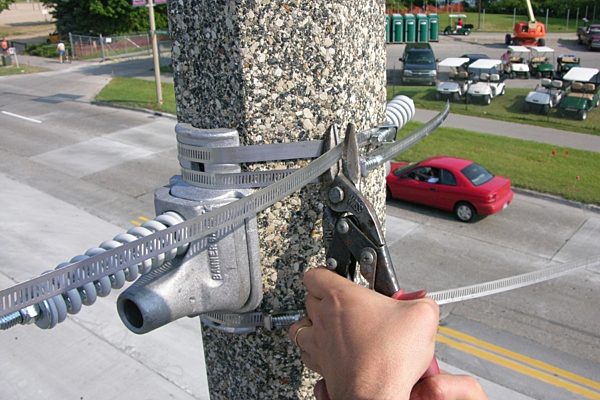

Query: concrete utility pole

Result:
[168,1,386,398]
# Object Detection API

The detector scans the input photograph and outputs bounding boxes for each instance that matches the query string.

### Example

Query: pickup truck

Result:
[577,20,600,51]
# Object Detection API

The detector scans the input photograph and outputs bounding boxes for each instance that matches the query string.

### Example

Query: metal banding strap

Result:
[0,108,449,316]
[178,103,451,189]
[178,141,324,165]
[200,256,600,331]
[428,256,600,305]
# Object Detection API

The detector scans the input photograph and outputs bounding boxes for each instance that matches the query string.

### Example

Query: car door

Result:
[428,168,463,211]
[393,166,430,204]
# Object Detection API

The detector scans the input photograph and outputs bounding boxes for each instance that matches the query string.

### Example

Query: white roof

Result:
[562,67,600,82]
[508,45,531,53]
[469,59,502,69]
[439,57,470,67]
[530,46,554,54]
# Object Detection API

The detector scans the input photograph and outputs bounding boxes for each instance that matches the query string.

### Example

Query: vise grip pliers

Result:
[320,123,440,377]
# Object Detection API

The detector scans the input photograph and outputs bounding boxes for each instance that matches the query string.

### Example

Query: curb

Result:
[513,187,600,215]
[91,100,178,120]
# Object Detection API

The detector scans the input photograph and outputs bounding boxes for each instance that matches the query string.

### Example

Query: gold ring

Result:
[293,325,310,350]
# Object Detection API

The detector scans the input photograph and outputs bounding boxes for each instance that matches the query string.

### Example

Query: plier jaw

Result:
[320,124,400,297]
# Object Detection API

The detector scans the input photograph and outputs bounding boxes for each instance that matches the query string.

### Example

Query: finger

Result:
[288,317,312,344]
[314,379,332,400]
[288,318,317,355]
[304,267,355,300]
[410,374,488,400]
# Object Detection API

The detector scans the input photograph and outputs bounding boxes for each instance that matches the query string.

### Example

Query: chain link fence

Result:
[69,31,171,61]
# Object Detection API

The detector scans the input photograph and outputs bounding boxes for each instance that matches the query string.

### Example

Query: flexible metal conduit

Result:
[23,212,188,330]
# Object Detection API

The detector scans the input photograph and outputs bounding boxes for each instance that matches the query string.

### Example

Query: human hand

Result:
[288,268,439,400]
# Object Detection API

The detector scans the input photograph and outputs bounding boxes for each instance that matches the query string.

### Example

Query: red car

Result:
[386,156,514,222]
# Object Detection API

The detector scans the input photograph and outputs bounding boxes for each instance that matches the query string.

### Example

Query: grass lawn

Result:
[435,12,592,33]
[396,122,600,205]
[95,76,176,115]
[388,85,600,136]
[0,64,47,76]
[94,77,600,205]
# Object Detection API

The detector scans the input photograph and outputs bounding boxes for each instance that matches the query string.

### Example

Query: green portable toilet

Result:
[417,13,429,42]
[385,14,391,42]
[392,14,404,43]
[428,13,439,42]
[404,13,416,43]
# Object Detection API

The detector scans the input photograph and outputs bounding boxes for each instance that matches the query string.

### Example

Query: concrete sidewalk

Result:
[414,108,600,153]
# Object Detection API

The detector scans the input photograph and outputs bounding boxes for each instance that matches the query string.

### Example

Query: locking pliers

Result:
[320,123,439,377]
[320,123,400,296]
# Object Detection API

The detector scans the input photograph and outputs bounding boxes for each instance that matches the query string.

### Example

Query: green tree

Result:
[0,0,16,14]
[41,0,168,35]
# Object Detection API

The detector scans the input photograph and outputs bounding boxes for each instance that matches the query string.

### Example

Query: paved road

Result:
[1,47,599,399]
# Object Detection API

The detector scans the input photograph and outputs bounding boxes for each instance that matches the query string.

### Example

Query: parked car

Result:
[577,19,600,51]
[386,156,514,222]
[399,43,439,86]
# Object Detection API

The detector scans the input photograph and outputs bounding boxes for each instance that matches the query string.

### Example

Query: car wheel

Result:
[579,110,588,120]
[484,95,491,105]
[386,186,393,200]
[453,92,461,102]
[538,38,545,47]
[505,34,511,45]
[455,202,476,222]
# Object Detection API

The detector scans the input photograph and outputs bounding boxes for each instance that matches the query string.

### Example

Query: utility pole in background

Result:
[133,0,163,105]
[147,0,162,105]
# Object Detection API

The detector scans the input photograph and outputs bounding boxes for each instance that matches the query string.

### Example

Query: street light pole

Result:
[147,0,163,105]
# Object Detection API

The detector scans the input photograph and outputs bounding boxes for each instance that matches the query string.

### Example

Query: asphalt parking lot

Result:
[386,32,600,89]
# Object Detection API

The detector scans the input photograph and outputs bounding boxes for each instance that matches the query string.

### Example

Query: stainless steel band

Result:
[201,256,600,332]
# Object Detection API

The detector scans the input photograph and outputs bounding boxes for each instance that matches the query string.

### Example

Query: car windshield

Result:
[405,51,435,65]
[394,163,414,176]
[461,163,494,186]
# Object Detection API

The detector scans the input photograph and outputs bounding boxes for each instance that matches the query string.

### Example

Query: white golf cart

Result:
[467,59,506,105]
[524,78,564,114]
[506,45,531,79]
[435,57,471,101]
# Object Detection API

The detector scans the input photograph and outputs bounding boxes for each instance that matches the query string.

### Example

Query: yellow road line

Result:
[437,333,600,400]
[439,326,600,392]
[130,220,141,226]
[138,216,150,222]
